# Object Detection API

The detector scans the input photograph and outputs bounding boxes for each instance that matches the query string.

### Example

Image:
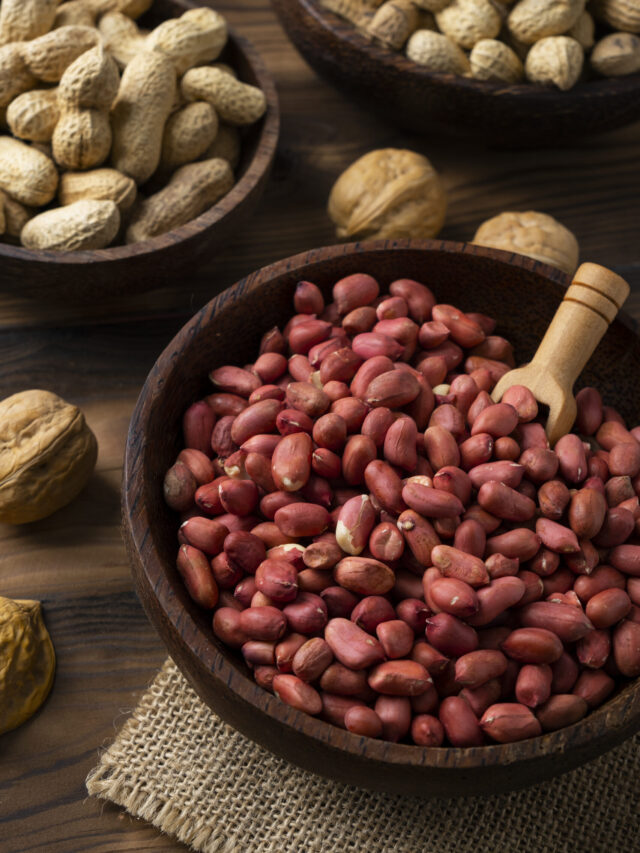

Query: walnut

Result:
[328,148,447,241]
[472,210,580,274]
[0,596,55,735]
[0,388,97,523]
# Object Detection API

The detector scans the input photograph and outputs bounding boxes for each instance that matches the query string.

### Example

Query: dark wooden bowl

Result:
[0,0,279,302]
[271,0,640,147]
[123,240,640,798]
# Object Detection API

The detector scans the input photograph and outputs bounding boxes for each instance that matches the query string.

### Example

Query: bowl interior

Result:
[124,241,640,796]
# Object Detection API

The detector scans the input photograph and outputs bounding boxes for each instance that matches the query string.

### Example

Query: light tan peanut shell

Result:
[0,44,37,109]
[507,0,585,45]
[86,0,153,17]
[7,89,60,143]
[413,0,454,13]
[472,210,579,274]
[21,26,101,83]
[590,32,640,76]
[405,29,471,72]
[0,0,58,46]
[160,102,218,171]
[54,1,98,29]
[367,0,421,50]
[320,0,384,27]
[567,10,595,49]
[21,199,120,250]
[57,44,120,111]
[111,51,177,184]
[180,67,266,127]
[328,148,447,240]
[469,38,524,81]
[525,35,584,90]
[146,8,228,75]
[52,108,112,170]
[202,124,241,170]
[435,0,502,49]
[98,12,146,68]
[0,137,58,206]
[591,0,640,33]
[125,157,234,243]
[58,168,137,210]
[0,597,55,735]
[3,197,34,237]
[0,389,97,523]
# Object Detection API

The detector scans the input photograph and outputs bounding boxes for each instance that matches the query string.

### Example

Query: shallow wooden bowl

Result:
[123,240,640,798]
[271,0,640,147]
[0,0,279,302]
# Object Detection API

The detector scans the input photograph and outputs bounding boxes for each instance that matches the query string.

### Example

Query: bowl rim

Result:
[291,0,640,100]
[0,23,280,266]
[124,238,640,773]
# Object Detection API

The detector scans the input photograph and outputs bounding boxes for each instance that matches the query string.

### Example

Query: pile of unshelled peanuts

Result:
[320,0,640,90]
[163,273,640,747]
[0,0,266,251]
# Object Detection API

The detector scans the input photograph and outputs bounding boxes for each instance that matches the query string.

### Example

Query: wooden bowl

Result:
[271,0,640,147]
[0,0,279,302]
[123,240,640,798]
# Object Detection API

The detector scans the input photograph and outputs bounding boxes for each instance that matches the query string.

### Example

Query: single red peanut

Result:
[538,479,571,520]
[324,618,385,670]
[210,365,261,398]
[177,448,216,485]
[254,665,278,691]
[576,628,611,669]
[519,601,593,642]
[182,400,216,456]
[605,475,635,506]
[430,577,479,619]
[432,303,485,348]
[334,556,395,596]
[550,651,579,693]
[429,403,466,438]
[586,588,632,628]
[609,544,640,576]
[402,482,464,519]
[471,403,519,437]
[242,640,276,667]
[271,431,312,492]
[376,620,414,659]
[431,544,489,587]
[411,641,449,675]
[274,502,330,538]
[374,695,412,742]
[164,461,197,512]
[352,332,404,362]
[454,650,508,688]
[276,407,313,435]
[255,558,299,603]
[180,517,227,555]
[467,576,526,626]
[426,612,478,656]
[342,305,377,335]
[596,419,636,450]
[239,606,287,642]
[535,518,580,553]
[459,678,502,716]
[575,386,603,435]
[613,620,640,676]
[501,628,563,664]
[294,280,324,314]
[410,714,444,746]
[453,518,486,558]
[608,441,640,478]
[275,633,307,672]
[459,433,494,469]
[303,538,342,571]
[223,531,266,575]
[344,706,383,738]
[176,544,219,609]
[319,662,368,696]
[350,596,396,634]
[501,385,538,423]
[319,347,363,385]
[217,479,258,517]
[374,317,419,361]
[254,353,288,384]
[369,521,405,562]
[515,664,552,708]
[568,488,607,540]
[286,381,330,418]
[477,480,536,522]
[417,355,448,387]
[333,273,379,314]
[518,447,558,483]
[516,570,545,604]
[485,553,519,579]
[469,334,513,364]
[574,565,627,603]
[211,552,243,589]
[273,674,322,714]
[572,669,615,708]
[397,510,440,566]
[298,568,332,593]
[424,425,460,469]
[206,392,248,417]
[321,693,366,728]
[368,660,432,696]
[528,548,560,577]
[283,592,328,634]
[287,319,331,355]
[536,694,588,732]
[516,422,549,450]
[466,390,493,428]
[342,434,377,485]
[480,703,541,743]
[330,396,367,432]
[555,433,588,484]
[292,638,334,682]
[486,528,541,561]
[365,459,406,516]
[213,607,248,647]
[433,466,472,506]
[439,696,484,746]
[594,507,636,547]
[468,460,524,489]
[312,447,342,479]
[312,413,347,451]
[251,522,295,548]
[383,416,418,471]
[335,494,376,556]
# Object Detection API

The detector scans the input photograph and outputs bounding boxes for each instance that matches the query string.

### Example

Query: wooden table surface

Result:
[1,3,639,851]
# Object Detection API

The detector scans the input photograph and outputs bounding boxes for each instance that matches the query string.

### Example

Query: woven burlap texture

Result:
[86,657,640,853]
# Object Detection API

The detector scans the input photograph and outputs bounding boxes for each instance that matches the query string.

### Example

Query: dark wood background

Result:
[1,2,639,850]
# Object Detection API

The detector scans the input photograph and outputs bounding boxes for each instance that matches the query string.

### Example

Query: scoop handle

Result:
[527,262,630,389]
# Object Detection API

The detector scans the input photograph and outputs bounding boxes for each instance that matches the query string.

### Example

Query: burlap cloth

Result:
[86,657,640,853]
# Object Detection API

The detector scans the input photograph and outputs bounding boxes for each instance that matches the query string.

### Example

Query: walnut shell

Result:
[0,597,55,735]
[328,148,447,241]
[0,389,97,523]
[472,210,580,274]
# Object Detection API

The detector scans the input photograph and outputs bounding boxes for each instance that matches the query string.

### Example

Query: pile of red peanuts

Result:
[163,272,640,747]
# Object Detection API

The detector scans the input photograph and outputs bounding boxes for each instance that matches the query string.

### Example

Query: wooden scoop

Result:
[491,262,630,446]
